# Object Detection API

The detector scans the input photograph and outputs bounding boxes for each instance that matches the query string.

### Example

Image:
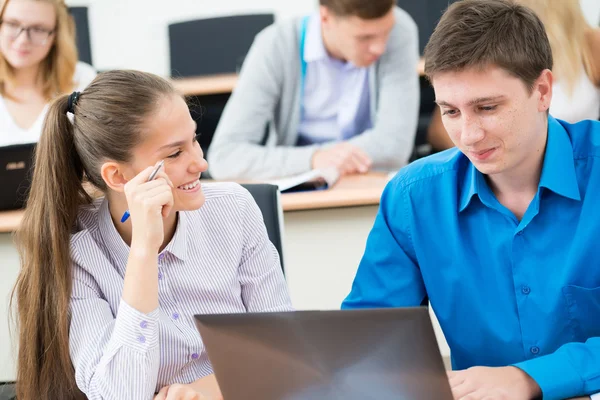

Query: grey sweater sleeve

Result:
[207,25,319,180]
[347,10,420,170]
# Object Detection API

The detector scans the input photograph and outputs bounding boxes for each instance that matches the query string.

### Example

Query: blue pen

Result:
[121,160,165,223]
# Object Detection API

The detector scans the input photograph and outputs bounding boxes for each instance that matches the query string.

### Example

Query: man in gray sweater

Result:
[208,0,420,180]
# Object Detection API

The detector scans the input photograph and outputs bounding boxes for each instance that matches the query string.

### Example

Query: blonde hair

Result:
[516,0,599,94]
[0,0,78,100]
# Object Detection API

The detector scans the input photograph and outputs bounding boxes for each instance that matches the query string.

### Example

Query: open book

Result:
[268,168,340,193]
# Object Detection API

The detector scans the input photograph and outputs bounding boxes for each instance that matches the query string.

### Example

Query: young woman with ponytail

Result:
[12,70,292,400]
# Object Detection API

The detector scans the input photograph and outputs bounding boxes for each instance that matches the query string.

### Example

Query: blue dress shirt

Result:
[343,116,600,400]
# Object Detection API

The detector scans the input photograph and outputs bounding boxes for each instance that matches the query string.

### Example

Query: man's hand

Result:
[448,366,541,400]
[311,143,372,175]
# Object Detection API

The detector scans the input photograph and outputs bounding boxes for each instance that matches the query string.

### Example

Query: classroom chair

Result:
[69,7,93,66]
[168,14,275,165]
[0,382,15,400]
[398,0,459,161]
[240,184,285,274]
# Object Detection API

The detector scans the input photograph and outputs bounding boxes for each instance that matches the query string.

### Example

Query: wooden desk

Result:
[281,172,388,211]
[171,74,238,96]
[171,58,426,96]
[0,209,22,234]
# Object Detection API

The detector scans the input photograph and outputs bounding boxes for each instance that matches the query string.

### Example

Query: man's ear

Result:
[535,69,553,112]
[100,161,130,193]
[320,5,332,26]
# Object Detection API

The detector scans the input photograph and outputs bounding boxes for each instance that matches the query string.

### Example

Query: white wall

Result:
[64,0,317,76]
[65,0,600,77]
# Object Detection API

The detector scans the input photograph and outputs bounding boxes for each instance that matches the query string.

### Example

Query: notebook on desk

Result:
[269,168,339,193]
[0,143,36,211]
[194,307,453,400]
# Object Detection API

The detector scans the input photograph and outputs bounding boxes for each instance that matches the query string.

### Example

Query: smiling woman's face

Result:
[125,94,208,212]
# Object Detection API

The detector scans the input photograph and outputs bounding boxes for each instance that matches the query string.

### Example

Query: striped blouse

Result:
[68,182,293,400]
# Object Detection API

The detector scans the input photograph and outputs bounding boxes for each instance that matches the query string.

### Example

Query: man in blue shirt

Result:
[342,1,600,399]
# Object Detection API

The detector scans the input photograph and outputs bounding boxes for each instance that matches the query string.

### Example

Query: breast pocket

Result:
[562,285,600,341]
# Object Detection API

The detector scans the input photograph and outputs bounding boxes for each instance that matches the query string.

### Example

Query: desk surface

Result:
[0,173,388,233]
[172,58,426,96]
[281,172,388,212]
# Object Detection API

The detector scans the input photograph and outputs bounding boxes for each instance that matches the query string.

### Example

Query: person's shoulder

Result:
[381,7,418,62]
[387,148,466,196]
[201,181,248,200]
[392,5,418,33]
[253,16,301,49]
[558,118,600,160]
[73,62,97,91]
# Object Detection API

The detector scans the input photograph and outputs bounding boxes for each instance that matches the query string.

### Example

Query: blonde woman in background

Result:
[0,0,95,146]
[518,0,600,122]
[426,0,600,151]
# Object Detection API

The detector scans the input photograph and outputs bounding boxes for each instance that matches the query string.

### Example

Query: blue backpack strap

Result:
[299,15,310,118]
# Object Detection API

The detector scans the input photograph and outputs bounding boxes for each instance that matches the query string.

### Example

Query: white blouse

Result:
[0,61,96,147]
[550,68,600,123]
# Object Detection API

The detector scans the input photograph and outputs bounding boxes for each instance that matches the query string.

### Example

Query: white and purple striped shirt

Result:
[68,182,293,399]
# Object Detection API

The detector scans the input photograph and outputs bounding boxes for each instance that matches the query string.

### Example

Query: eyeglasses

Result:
[0,20,55,46]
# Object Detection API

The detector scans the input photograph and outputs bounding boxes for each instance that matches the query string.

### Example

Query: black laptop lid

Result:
[0,143,36,211]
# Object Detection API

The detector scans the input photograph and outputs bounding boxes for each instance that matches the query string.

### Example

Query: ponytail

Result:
[12,94,90,400]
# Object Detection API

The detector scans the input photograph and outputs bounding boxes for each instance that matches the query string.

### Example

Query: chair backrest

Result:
[0,382,15,400]
[240,184,285,274]
[398,0,458,160]
[168,13,274,77]
[69,7,93,66]
[396,0,458,55]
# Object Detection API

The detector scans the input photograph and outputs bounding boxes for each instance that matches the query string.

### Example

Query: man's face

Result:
[432,65,553,177]
[321,7,395,67]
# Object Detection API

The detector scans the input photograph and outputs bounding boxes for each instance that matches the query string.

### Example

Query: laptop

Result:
[0,143,36,211]
[194,307,453,400]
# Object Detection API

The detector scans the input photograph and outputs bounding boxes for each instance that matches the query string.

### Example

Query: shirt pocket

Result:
[562,285,600,341]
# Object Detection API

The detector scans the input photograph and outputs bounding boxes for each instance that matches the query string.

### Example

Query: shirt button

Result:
[158,271,163,280]
[172,313,179,320]
[158,253,165,262]
[191,353,199,360]
[521,286,531,295]
[138,335,146,344]
[516,231,524,236]
[140,320,148,329]
[530,346,540,355]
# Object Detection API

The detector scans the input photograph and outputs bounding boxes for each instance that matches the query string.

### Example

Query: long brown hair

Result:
[0,0,78,100]
[12,70,176,400]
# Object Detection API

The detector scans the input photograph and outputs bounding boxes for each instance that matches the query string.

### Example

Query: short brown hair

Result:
[424,0,553,91]
[319,0,395,19]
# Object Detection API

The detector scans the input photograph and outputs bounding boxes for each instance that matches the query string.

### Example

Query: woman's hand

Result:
[154,384,206,400]
[123,161,174,251]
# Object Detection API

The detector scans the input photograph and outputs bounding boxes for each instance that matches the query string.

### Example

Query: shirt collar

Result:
[98,199,188,265]
[303,13,328,63]
[459,115,580,213]
[538,116,580,201]
[303,13,357,70]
